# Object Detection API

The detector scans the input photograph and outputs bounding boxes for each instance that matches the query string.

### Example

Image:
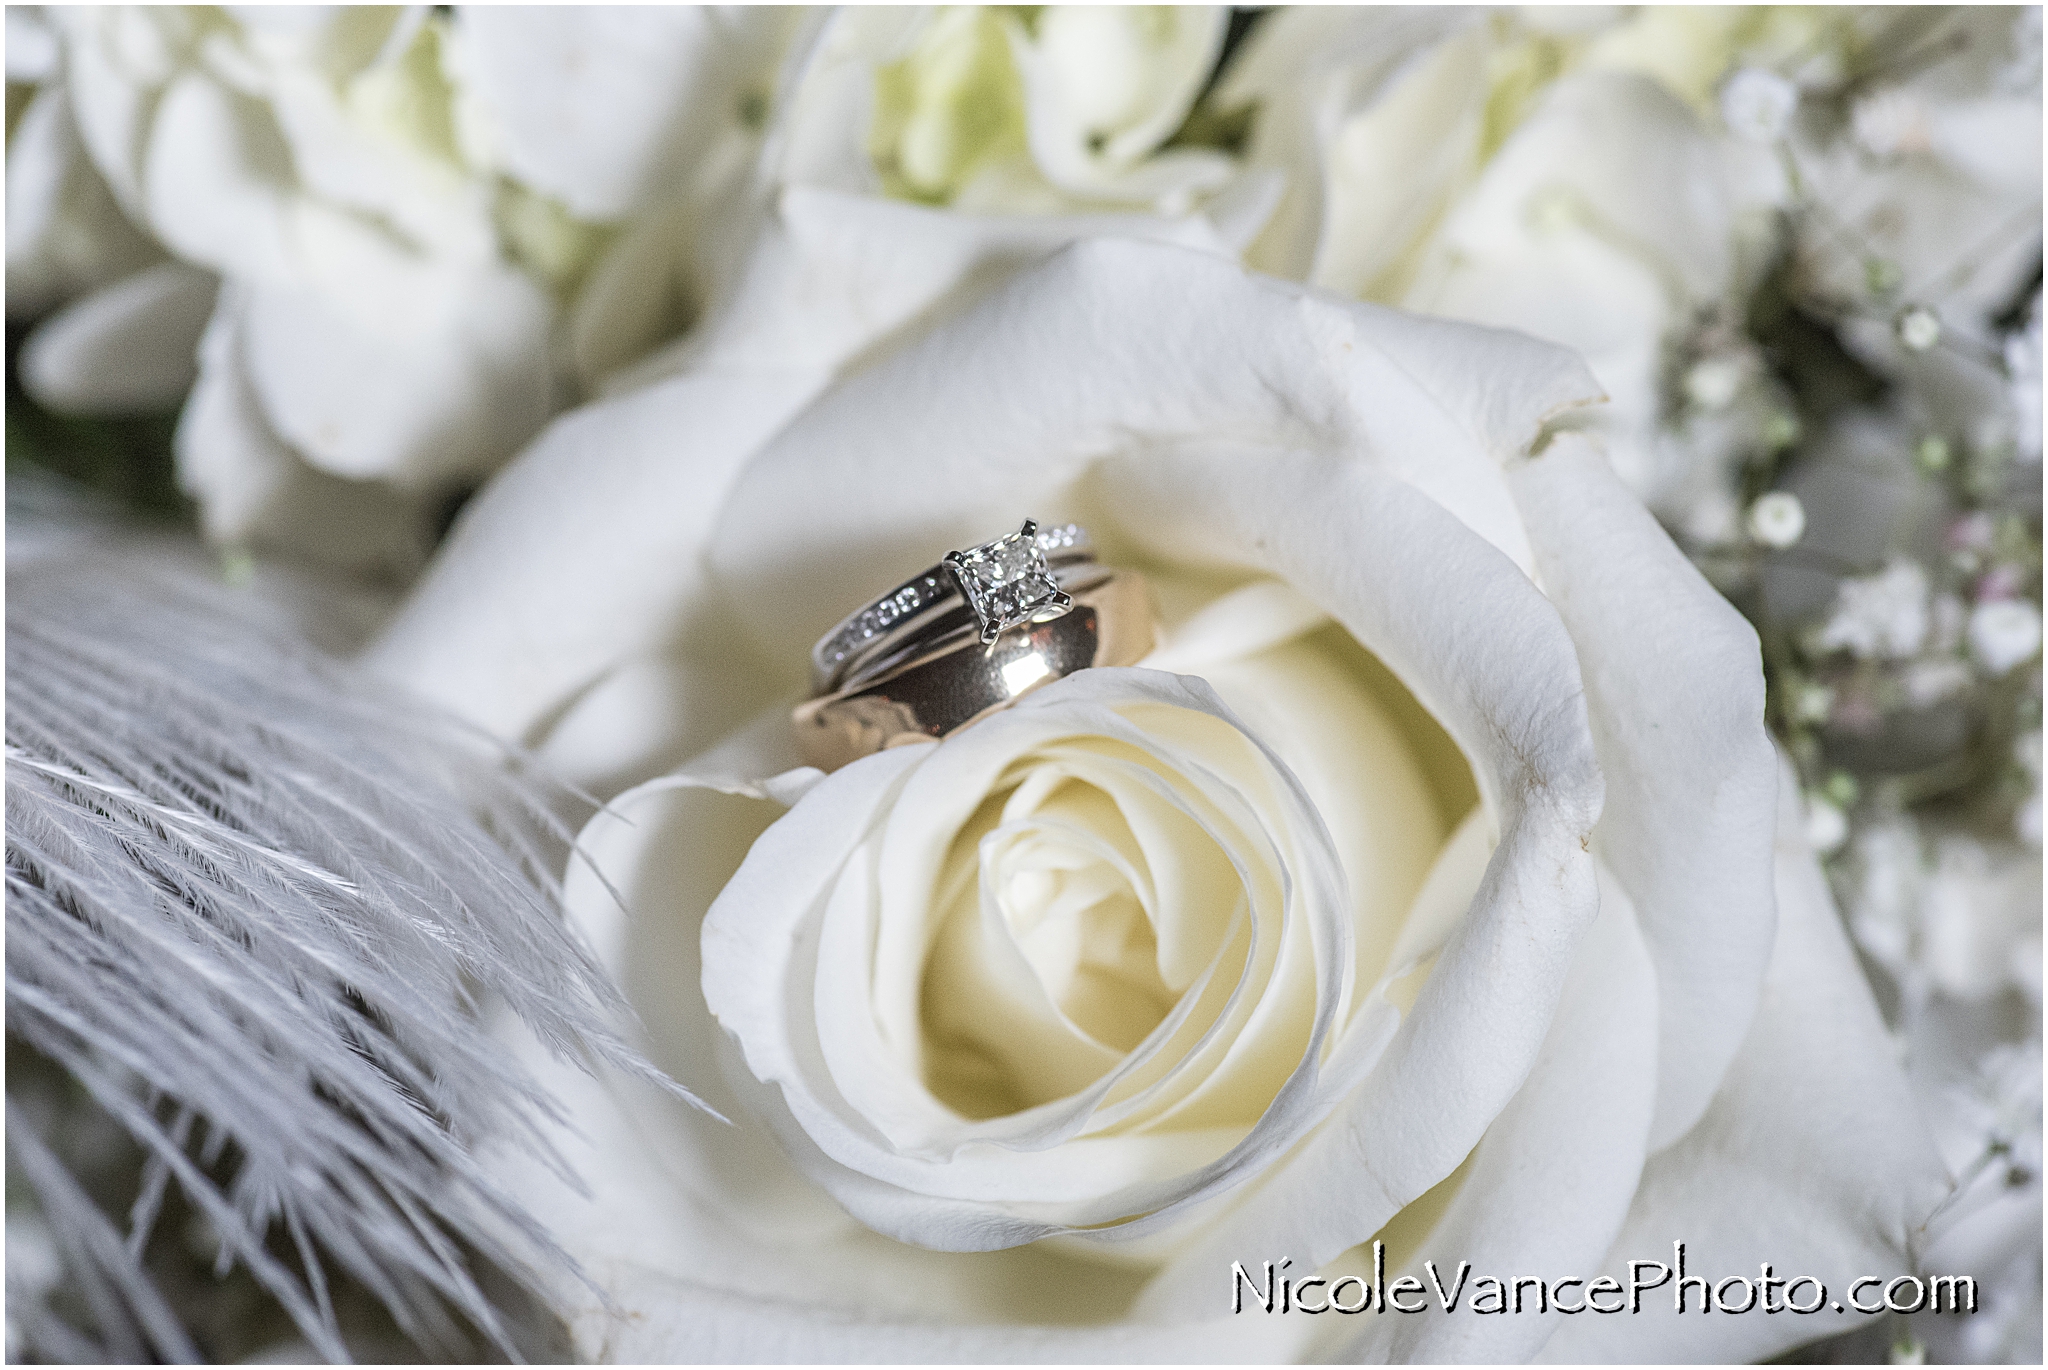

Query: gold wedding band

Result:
[794,568,1155,772]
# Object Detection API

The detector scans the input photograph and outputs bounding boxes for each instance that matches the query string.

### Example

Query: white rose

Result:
[30,6,556,573]
[365,229,1945,1361]
[1218,8,1793,518]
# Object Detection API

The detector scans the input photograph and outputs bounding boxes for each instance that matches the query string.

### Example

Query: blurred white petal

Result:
[19,263,216,412]
[447,7,800,221]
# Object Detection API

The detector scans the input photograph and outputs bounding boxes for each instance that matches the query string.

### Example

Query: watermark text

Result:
[1231,1242,1977,1318]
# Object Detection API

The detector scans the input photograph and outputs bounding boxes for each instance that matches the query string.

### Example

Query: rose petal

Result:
[1344,869,1660,1362]
[1533,759,1950,1364]
[366,203,1237,752]
[1418,71,1745,305]
[767,9,918,197]
[1510,432,1777,1149]
[670,186,1235,377]
[1307,21,1497,299]
[488,756,1316,1363]
[128,50,556,486]
[365,366,827,744]
[7,87,82,297]
[1194,626,1457,998]
[700,669,1360,1244]
[139,69,299,281]
[55,7,183,217]
[258,33,496,263]
[534,645,808,800]
[707,237,1601,662]
[1102,439,1605,1314]
[1139,578,1330,675]
[565,1261,1314,1363]
[1400,72,1762,508]
[19,262,216,413]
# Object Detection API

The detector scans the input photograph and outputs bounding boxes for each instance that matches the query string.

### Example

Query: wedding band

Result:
[810,520,1093,693]
[793,569,1154,772]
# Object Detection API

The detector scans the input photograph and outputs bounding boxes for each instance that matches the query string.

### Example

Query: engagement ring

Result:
[810,520,1095,693]
[797,522,1154,770]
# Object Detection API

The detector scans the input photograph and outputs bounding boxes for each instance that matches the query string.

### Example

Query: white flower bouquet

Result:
[7,6,2039,1364]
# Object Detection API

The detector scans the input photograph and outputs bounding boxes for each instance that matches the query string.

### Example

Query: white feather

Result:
[6,513,708,1361]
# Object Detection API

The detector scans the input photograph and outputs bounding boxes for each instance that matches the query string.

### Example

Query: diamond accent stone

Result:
[822,574,950,670]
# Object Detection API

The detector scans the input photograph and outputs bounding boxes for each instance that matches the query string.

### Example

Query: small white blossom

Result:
[1763,409,1802,450]
[1719,67,1799,143]
[1684,354,1747,410]
[1923,836,2044,1000]
[1968,599,2044,675]
[1817,559,1933,660]
[1805,794,1850,854]
[1902,656,1973,708]
[1895,305,1943,351]
[1851,86,1933,157]
[1930,593,1969,653]
[1746,491,1806,548]
[1960,1041,2044,1169]
[1790,679,1836,724]
[1847,818,1924,972]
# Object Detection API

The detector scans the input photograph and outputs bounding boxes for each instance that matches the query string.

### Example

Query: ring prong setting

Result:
[946,519,1073,646]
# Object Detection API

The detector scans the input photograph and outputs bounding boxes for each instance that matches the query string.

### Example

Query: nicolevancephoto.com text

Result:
[1233,1242,1979,1319]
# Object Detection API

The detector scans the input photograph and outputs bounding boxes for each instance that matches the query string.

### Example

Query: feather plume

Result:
[5,515,704,1361]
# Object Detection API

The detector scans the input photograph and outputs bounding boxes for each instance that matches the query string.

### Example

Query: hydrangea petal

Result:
[176,288,432,574]
[448,8,799,221]
[19,262,216,413]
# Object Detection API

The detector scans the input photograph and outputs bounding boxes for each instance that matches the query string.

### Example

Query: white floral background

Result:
[6,5,2041,1365]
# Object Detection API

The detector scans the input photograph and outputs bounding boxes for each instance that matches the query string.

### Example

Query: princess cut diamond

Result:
[946,519,1072,644]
